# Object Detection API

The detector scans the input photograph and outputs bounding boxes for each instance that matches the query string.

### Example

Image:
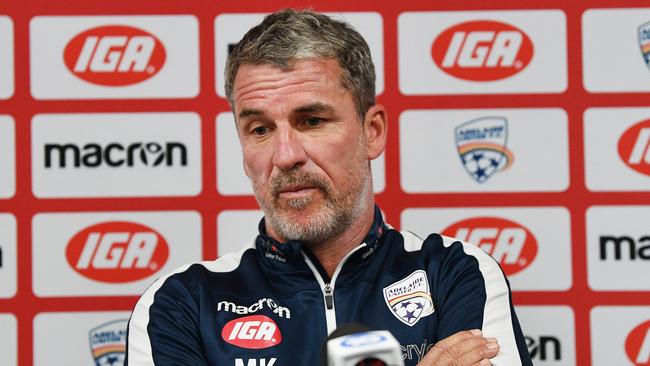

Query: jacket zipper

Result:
[303,244,367,335]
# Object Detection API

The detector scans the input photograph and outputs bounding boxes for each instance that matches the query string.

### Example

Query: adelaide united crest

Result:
[383,270,434,327]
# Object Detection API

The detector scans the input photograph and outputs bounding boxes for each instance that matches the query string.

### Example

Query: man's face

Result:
[232,58,377,243]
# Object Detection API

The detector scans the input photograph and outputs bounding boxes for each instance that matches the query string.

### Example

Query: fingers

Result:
[417,329,499,366]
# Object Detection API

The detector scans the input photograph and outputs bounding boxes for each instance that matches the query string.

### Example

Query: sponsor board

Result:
[0,214,17,299]
[583,9,650,92]
[398,10,567,94]
[221,315,282,349]
[32,113,202,198]
[32,211,201,297]
[217,210,263,256]
[0,17,14,99]
[214,12,384,97]
[0,314,17,366]
[33,311,130,366]
[400,207,572,291]
[591,306,650,366]
[30,16,198,99]
[215,112,385,195]
[0,115,15,198]
[516,306,576,365]
[587,206,650,291]
[400,109,569,192]
[584,108,650,191]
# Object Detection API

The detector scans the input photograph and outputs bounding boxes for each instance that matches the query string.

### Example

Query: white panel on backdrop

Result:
[400,109,569,192]
[214,12,384,98]
[0,115,15,198]
[401,207,572,291]
[584,107,650,191]
[0,214,17,298]
[217,209,263,256]
[34,311,131,366]
[0,16,14,99]
[516,306,576,365]
[32,211,201,297]
[591,306,650,366]
[398,10,567,95]
[587,206,650,291]
[0,314,17,366]
[31,113,202,198]
[583,8,650,92]
[30,16,199,99]
[216,112,385,195]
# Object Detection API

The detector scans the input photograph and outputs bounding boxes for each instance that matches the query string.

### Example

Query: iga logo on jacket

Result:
[66,221,169,282]
[64,25,166,86]
[432,20,533,81]
[442,217,538,276]
[222,315,282,349]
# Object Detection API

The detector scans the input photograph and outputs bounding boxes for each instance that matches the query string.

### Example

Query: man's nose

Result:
[272,127,308,171]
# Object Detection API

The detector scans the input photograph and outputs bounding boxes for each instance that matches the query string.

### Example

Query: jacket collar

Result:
[255,205,388,267]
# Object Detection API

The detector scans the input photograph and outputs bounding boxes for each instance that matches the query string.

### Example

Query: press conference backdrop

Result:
[0,0,649,365]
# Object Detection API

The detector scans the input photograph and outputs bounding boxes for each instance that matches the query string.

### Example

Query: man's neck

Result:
[307,206,375,279]
[266,202,376,279]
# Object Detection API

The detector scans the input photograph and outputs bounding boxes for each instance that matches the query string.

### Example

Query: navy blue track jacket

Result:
[126,208,532,365]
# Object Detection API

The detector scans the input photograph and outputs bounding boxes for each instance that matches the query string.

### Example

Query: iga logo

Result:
[65,221,169,283]
[626,320,650,365]
[442,217,538,276]
[618,119,650,176]
[431,20,533,81]
[221,315,282,349]
[63,25,166,86]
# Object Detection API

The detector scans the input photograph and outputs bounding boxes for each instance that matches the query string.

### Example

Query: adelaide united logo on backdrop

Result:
[383,270,434,327]
[432,20,533,81]
[455,116,514,183]
[63,25,166,86]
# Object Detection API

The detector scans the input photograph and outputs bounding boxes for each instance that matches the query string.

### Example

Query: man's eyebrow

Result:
[293,103,335,115]
[238,108,264,118]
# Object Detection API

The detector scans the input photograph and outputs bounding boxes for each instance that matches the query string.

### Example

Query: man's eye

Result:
[251,126,269,135]
[304,117,323,127]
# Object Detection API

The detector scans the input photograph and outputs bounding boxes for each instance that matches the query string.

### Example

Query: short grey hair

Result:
[224,8,376,120]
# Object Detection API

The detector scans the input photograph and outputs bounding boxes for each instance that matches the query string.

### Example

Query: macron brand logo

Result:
[432,20,533,81]
[221,315,282,349]
[626,320,650,365]
[618,119,650,176]
[65,221,169,283]
[442,217,538,276]
[63,25,166,86]
[217,298,291,319]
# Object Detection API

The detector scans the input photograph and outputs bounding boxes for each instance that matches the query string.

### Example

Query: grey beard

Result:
[255,168,370,244]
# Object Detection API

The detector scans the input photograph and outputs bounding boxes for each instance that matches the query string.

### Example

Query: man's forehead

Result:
[232,59,347,111]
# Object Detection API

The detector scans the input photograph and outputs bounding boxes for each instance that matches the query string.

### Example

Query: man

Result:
[126,9,532,366]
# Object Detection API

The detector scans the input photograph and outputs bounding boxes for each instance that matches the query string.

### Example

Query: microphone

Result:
[321,323,404,366]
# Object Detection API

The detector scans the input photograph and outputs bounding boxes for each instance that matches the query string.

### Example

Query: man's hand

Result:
[417,329,499,366]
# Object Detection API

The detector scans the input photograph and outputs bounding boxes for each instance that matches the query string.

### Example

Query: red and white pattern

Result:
[0,1,648,365]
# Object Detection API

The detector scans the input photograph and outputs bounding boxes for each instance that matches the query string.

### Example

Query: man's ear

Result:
[363,104,388,160]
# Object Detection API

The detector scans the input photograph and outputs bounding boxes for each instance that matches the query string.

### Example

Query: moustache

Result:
[270,171,330,199]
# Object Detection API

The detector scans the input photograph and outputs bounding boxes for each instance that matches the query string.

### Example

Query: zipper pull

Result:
[324,283,334,309]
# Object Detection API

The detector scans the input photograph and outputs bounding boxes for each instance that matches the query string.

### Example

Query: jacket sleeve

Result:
[126,267,208,366]
[434,235,532,366]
